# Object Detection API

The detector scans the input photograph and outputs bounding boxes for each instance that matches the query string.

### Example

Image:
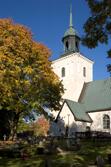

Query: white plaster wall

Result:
[58,103,76,126]
[56,108,111,135]
[52,52,93,101]
[57,103,88,135]
[88,110,111,133]
[57,103,77,135]
[76,121,88,132]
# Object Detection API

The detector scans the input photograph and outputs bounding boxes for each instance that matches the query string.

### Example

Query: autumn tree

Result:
[17,118,31,133]
[31,116,50,136]
[82,0,111,74]
[0,108,14,139]
[0,19,64,140]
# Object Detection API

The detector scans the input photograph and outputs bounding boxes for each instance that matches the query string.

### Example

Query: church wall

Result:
[57,103,77,136]
[88,110,111,133]
[76,121,88,132]
[75,54,93,82]
[58,103,76,126]
[52,53,93,102]
[56,109,111,135]
[57,103,87,136]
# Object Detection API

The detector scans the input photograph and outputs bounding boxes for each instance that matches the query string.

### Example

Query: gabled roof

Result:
[79,78,111,112]
[65,99,92,122]
[56,78,111,123]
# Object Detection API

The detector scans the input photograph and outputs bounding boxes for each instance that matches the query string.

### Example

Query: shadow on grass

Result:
[0,156,42,167]
[0,140,111,167]
[0,154,86,167]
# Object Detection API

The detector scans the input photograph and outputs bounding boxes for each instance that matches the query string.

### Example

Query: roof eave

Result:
[65,100,92,123]
[86,107,111,113]
[76,118,92,123]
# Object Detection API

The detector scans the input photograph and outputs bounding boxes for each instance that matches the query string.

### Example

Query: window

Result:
[61,67,65,77]
[83,67,86,77]
[76,41,78,50]
[66,41,69,51]
[103,114,110,129]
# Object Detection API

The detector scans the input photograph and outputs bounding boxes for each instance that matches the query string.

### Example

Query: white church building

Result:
[50,7,111,137]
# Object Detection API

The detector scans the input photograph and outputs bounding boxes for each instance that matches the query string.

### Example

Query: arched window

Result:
[61,67,65,77]
[66,41,69,51]
[103,114,110,129]
[76,41,78,50]
[83,67,86,77]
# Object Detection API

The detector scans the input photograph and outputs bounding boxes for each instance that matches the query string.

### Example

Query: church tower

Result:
[62,5,80,54]
[52,5,94,103]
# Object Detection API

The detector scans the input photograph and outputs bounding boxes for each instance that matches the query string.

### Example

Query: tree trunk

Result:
[9,114,19,141]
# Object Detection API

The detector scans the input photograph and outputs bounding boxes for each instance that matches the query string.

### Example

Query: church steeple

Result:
[62,5,80,55]
[69,4,73,27]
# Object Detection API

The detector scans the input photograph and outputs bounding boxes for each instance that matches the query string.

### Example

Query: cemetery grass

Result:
[0,140,111,166]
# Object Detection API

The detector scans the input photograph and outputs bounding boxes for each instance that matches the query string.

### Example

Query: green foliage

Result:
[17,118,31,133]
[82,0,111,74]
[0,18,64,139]
[0,18,64,113]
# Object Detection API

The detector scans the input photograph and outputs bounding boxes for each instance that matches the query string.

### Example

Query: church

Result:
[50,6,111,137]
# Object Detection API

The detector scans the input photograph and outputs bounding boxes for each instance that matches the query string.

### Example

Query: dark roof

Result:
[79,78,111,112]
[63,27,78,38]
[65,99,92,122]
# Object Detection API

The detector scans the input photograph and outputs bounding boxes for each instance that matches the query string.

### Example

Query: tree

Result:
[31,116,50,136]
[82,0,111,74]
[17,118,31,133]
[0,19,64,140]
[0,108,14,139]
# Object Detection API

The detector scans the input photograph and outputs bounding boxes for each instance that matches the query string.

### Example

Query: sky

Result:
[0,0,110,80]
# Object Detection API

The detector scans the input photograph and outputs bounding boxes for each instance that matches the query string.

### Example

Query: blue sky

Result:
[0,0,110,80]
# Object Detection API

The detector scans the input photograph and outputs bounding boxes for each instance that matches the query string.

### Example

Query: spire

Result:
[61,4,80,56]
[69,4,73,27]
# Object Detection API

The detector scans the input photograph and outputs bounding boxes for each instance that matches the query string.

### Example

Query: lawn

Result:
[0,139,111,167]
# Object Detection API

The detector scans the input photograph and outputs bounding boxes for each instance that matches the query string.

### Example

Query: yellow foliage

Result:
[0,18,64,116]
